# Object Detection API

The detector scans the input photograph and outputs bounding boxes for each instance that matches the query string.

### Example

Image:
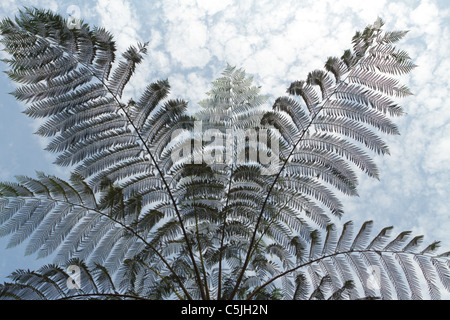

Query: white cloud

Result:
[94,0,141,52]
[0,0,58,14]
[165,18,211,69]
[195,0,232,15]
[411,0,440,26]
[332,0,387,22]
[169,71,211,109]
[424,125,450,174]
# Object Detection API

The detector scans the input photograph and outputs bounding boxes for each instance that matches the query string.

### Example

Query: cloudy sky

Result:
[0,0,449,289]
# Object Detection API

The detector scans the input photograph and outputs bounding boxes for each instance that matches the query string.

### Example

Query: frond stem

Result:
[58,293,151,300]
[217,164,234,300]
[191,176,211,300]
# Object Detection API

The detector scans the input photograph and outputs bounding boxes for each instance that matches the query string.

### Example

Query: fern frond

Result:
[249,221,450,300]
[314,116,390,155]
[131,79,171,129]
[108,43,147,98]
[0,260,145,300]
[300,133,379,178]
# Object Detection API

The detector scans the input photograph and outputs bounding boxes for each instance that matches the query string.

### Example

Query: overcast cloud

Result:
[0,0,449,292]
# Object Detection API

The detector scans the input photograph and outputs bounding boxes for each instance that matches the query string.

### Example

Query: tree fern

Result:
[0,9,448,300]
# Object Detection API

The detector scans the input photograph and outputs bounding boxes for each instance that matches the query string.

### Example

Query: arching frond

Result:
[0,260,145,300]
[248,221,450,300]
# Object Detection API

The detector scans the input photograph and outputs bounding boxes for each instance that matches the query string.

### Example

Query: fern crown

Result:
[0,9,448,300]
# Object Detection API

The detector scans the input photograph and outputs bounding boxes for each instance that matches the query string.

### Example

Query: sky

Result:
[0,0,449,294]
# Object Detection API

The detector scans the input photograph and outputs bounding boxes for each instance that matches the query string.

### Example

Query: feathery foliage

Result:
[0,9,448,300]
